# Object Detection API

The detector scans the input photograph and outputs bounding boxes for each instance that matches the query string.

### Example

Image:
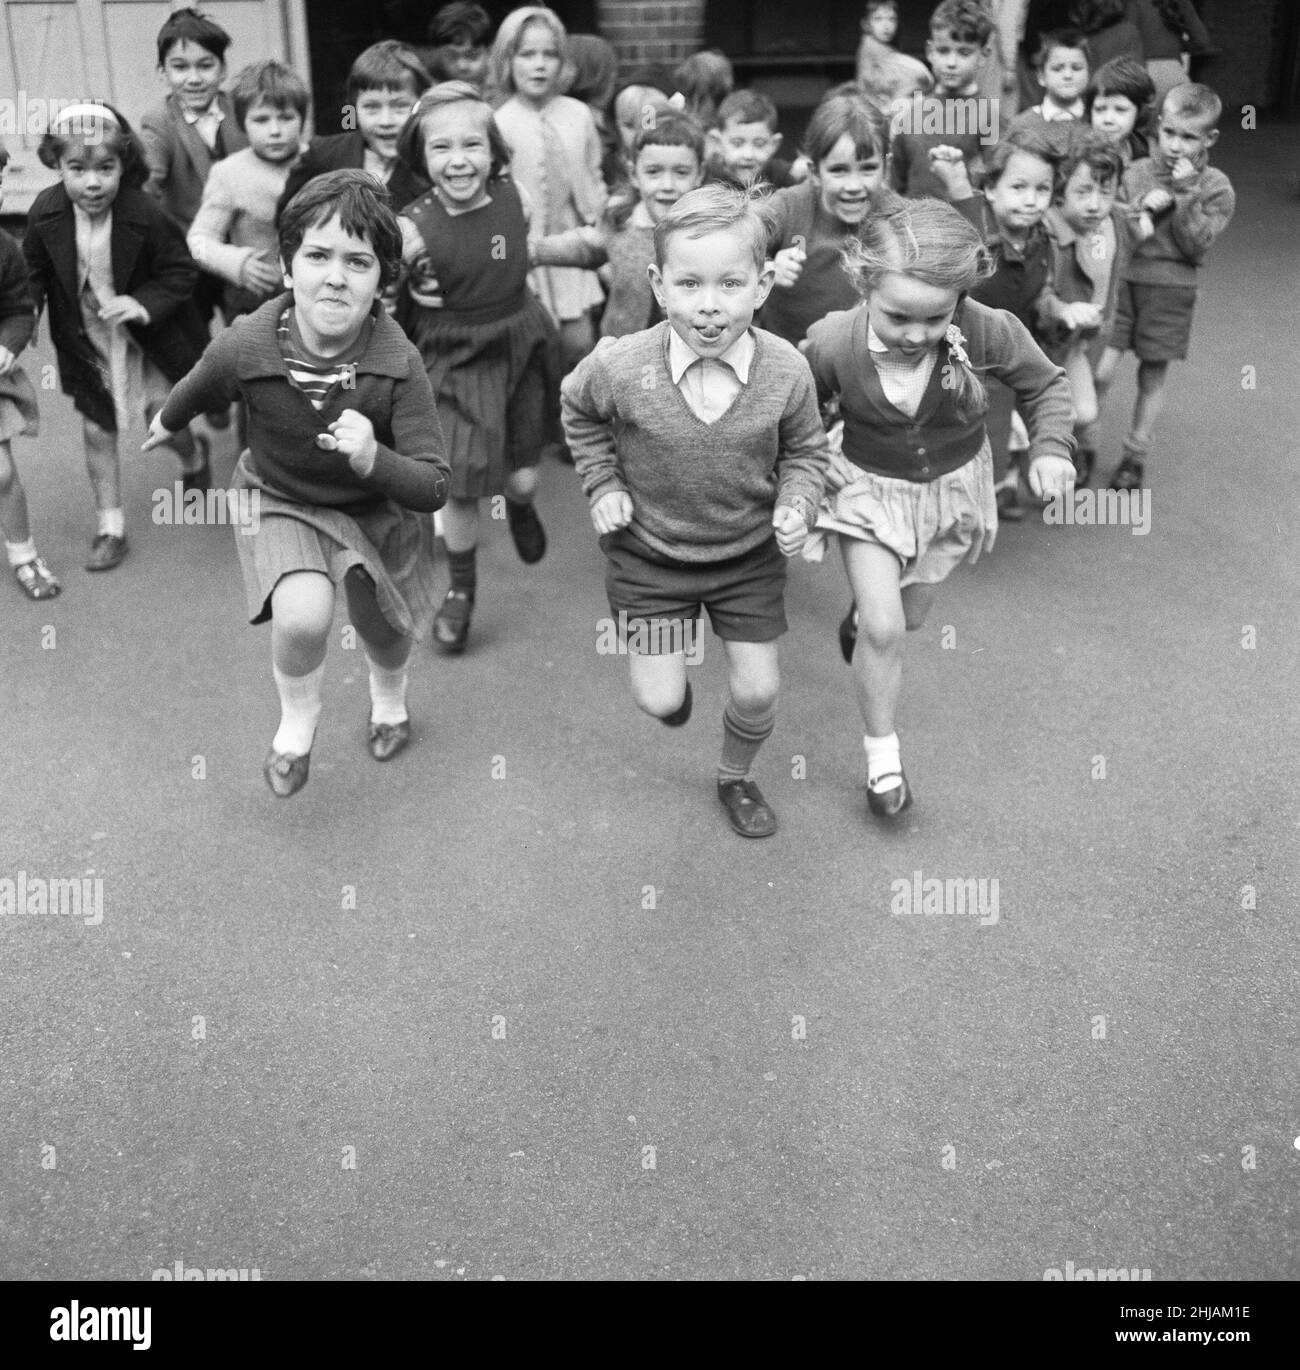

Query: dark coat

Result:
[140,92,250,230]
[23,184,208,431]
[277,132,430,221]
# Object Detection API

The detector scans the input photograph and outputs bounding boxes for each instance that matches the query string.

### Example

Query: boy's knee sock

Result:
[364,652,409,727]
[5,538,37,567]
[1121,434,1150,465]
[718,699,776,783]
[446,546,477,599]
[272,662,324,755]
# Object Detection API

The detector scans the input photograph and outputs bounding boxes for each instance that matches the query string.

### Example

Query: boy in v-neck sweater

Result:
[562,185,829,840]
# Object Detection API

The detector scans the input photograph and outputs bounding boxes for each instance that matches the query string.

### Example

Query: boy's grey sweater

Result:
[561,322,829,563]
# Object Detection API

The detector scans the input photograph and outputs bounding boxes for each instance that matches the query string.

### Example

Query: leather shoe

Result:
[1108,457,1144,492]
[506,499,547,564]
[867,771,913,819]
[85,533,128,571]
[433,589,473,653]
[263,746,311,797]
[717,778,777,838]
[368,718,410,761]
[838,604,857,663]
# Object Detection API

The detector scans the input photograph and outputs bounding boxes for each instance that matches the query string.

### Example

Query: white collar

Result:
[181,101,224,126]
[867,323,930,362]
[667,325,755,384]
[629,199,656,230]
[1038,98,1084,122]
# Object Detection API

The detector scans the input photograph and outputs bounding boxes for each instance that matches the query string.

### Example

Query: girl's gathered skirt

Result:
[80,286,170,432]
[804,437,998,587]
[232,453,438,641]
[408,293,559,500]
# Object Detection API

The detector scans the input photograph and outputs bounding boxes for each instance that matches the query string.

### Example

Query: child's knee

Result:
[1073,395,1099,428]
[272,573,334,639]
[630,666,687,717]
[858,609,906,653]
[1136,360,1168,393]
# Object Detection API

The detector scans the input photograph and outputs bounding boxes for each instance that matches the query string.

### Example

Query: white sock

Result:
[864,732,902,792]
[365,654,408,726]
[5,539,37,567]
[97,508,125,538]
[271,663,324,755]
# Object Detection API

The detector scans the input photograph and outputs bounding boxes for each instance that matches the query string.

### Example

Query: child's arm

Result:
[276,142,321,221]
[152,328,243,434]
[1166,168,1235,264]
[581,105,609,220]
[889,131,911,194]
[561,342,633,531]
[529,223,607,269]
[352,355,451,512]
[773,365,830,552]
[21,216,53,321]
[138,109,173,206]
[188,164,275,293]
[0,245,36,360]
[928,145,975,201]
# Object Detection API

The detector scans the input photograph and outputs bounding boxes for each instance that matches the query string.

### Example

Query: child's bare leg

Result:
[345,566,412,739]
[269,569,333,755]
[0,439,32,547]
[82,415,121,515]
[504,466,538,503]
[843,538,906,737]
[900,581,938,632]
[435,496,480,651]
[1064,347,1100,479]
[1130,359,1170,449]
[628,642,689,719]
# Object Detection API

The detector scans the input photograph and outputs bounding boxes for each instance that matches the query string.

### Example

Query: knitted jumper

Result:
[1121,154,1235,287]
[562,322,828,562]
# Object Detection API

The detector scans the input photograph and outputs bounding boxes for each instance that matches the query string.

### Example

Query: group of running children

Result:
[0,0,1234,835]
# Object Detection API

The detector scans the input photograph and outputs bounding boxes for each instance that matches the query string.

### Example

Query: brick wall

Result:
[596,0,706,72]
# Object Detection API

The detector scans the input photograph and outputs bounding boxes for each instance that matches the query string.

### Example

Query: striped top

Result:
[276,305,373,410]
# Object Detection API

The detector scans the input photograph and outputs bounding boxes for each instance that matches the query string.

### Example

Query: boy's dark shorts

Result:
[600,529,788,645]
[1110,281,1198,361]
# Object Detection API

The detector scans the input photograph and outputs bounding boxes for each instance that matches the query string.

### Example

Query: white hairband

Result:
[51,103,119,129]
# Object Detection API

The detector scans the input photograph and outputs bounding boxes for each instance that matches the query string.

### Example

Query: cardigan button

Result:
[917,447,927,455]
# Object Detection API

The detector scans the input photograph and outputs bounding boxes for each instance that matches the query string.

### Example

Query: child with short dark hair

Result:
[1007,28,1091,156]
[1094,82,1234,490]
[0,145,58,598]
[672,49,734,129]
[422,2,493,90]
[531,111,706,338]
[562,184,829,839]
[1086,55,1156,166]
[889,0,993,200]
[189,60,309,320]
[277,41,432,218]
[26,103,209,570]
[704,90,797,191]
[145,170,450,797]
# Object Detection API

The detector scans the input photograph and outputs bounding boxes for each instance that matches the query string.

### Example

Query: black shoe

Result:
[995,481,1024,521]
[1108,457,1145,492]
[867,770,913,820]
[659,680,692,727]
[368,718,410,761]
[506,499,547,564]
[838,605,857,664]
[1073,446,1095,488]
[433,589,473,653]
[717,777,778,838]
[85,533,128,571]
[263,746,311,797]
[180,434,211,494]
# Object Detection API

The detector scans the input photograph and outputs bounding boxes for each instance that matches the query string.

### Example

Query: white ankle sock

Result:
[864,732,902,792]
[5,539,36,567]
[97,508,125,538]
[365,654,408,727]
[272,663,324,755]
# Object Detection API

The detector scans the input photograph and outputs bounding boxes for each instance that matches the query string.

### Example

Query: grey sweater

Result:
[562,322,829,562]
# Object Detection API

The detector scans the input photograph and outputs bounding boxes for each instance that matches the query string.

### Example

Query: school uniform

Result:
[276,133,431,221]
[140,92,248,229]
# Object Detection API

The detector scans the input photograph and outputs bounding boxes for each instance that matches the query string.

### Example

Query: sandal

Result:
[14,556,61,600]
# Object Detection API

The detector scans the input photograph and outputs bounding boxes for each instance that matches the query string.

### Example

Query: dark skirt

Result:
[408,291,559,499]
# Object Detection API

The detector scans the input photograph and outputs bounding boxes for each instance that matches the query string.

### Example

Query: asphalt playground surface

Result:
[0,121,1296,1282]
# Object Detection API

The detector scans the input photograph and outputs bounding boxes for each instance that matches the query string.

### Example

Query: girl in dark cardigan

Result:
[24,103,208,571]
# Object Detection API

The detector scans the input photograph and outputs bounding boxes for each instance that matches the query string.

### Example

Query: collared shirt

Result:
[666,325,755,424]
[1035,98,1085,122]
[866,323,938,418]
[182,100,225,152]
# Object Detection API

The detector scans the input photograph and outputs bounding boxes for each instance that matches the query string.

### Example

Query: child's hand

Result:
[240,253,283,295]
[1062,301,1103,332]
[328,409,378,477]
[99,295,150,326]
[0,344,16,376]
[1169,156,1198,191]
[1028,454,1076,502]
[1142,187,1174,215]
[772,504,808,557]
[1137,211,1156,241]
[772,244,806,288]
[590,490,633,534]
[141,410,176,452]
[927,144,967,184]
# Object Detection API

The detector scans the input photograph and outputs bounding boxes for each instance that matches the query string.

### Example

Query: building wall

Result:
[596,0,705,72]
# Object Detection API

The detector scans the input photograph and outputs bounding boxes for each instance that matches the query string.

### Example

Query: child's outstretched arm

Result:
[358,355,451,512]
[145,328,243,448]
[561,341,632,532]
[188,164,276,294]
[1166,169,1236,264]
[529,223,607,270]
[773,364,830,556]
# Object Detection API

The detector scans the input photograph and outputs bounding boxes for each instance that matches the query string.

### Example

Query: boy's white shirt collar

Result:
[629,199,656,229]
[666,325,755,383]
[1037,97,1084,121]
[181,100,224,126]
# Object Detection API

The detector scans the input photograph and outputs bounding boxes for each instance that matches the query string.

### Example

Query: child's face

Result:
[244,100,302,163]
[422,101,492,207]
[866,270,960,357]
[285,213,381,352]
[812,133,884,227]
[615,87,669,153]
[648,228,774,359]
[1091,93,1139,143]
[711,118,781,184]
[1058,161,1117,234]
[865,5,898,44]
[983,148,1054,238]
[1040,46,1089,105]
[60,142,123,217]
[925,32,985,93]
[1157,107,1217,164]
[355,83,417,162]
[438,41,488,89]
[511,21,561,103]
[631,143,703,223]
[161,39,225,113]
